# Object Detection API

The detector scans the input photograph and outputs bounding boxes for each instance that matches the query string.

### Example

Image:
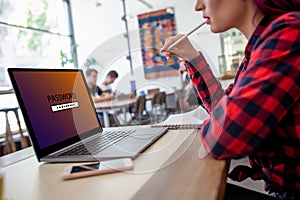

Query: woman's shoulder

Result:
[254,12,300,48]
[278,11,300,20]
[269,11,300,31]
[249,12,300,71]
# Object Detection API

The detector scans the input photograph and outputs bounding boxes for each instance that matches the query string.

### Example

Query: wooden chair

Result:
[0,107,28,155]
[129,96,150,125]
[165,93,180,115]
[151,92,166,123]
[147,88,160,95]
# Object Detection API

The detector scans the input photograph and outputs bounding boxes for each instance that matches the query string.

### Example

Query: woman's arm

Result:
[200,15,300,159]
[185,53,225,112]
[161,35,228,112]
[161,12,300,160]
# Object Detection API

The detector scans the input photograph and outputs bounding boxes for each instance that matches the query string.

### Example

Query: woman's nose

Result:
[195,0,205,11]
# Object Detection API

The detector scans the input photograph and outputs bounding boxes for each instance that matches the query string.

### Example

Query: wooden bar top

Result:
[133,131,227,200]
[0,129,227,200]
[94,91,174,110]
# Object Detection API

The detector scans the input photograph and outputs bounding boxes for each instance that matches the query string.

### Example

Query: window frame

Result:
[0,0,78,69]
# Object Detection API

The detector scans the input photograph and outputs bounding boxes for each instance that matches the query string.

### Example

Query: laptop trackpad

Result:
[96,128,167,158]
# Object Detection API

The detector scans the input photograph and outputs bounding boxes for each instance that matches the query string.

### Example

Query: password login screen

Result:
[13,71,99,149]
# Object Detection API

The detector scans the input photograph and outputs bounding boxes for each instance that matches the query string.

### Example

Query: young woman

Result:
[161,0,300,199]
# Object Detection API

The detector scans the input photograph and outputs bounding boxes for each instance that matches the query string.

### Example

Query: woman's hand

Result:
[160,34,200,62]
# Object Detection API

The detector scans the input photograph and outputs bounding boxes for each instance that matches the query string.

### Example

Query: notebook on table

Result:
[151,107,209,129]
[8,68,167,163]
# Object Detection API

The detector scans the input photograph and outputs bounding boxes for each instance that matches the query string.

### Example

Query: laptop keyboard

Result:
[57,130,136,156]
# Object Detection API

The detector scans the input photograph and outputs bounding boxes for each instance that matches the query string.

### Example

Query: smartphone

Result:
[62,158,133,180]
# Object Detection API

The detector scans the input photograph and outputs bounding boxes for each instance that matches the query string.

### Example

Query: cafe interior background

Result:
[0,0,247,155]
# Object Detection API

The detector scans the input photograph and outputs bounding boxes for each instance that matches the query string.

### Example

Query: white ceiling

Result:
[82,0,196,15]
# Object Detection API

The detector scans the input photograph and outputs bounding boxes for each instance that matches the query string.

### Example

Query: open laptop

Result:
[8,68,167,162]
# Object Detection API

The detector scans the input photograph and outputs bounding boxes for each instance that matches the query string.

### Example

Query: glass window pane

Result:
[0,0,69,35]
[0,24,72,87]
[0,0,75,137]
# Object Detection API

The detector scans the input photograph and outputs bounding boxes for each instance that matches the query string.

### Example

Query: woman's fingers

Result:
[160,34,200,61]
[160,34,184,52]
[161,35,186,60]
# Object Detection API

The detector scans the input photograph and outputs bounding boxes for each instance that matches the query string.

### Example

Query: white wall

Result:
[71,0,222,93]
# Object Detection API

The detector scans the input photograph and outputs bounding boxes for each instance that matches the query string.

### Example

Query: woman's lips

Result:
[203,17,211,24]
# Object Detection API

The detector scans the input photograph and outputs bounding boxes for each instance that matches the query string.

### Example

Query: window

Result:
[218,29,247,77]
[0,0,77,87]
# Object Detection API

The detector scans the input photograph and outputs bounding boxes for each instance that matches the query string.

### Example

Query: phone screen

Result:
[70,159,131,174]
[71,163,99,173]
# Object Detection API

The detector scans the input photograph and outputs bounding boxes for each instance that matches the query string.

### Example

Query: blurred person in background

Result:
[85,69,116,126]
[99,70,119,94]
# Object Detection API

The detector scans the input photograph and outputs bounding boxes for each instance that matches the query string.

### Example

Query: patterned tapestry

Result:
[138,8,179,79]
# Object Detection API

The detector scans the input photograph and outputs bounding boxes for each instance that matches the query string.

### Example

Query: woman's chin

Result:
[210,25,226,33]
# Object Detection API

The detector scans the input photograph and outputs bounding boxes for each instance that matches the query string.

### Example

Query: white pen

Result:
[166,21,206,50]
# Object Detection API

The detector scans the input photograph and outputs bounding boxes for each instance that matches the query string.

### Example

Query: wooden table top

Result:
[0,128,227,200]
[133,131,227,200]
[95,98,137,110]
[94,91,174,111]
[0,88,14,95]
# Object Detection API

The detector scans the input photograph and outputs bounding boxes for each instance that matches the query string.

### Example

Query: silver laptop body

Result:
[8,68,167,162]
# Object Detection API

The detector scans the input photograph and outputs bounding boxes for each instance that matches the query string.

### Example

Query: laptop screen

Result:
[11,70,100,149]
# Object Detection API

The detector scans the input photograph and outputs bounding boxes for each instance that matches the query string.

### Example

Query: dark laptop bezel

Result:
[8,68,103,161]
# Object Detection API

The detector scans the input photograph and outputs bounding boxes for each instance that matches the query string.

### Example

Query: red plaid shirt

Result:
[186,12,300,193]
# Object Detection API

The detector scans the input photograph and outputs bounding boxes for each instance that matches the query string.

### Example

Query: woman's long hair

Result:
[253,0,300,16]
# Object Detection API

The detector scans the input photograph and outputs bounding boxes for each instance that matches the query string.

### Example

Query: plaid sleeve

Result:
[185,53,225,112]
[199,15,300,159]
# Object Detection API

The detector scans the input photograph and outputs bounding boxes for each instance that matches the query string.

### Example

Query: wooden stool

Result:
[151,92,166,123]
[0,107,28,155]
